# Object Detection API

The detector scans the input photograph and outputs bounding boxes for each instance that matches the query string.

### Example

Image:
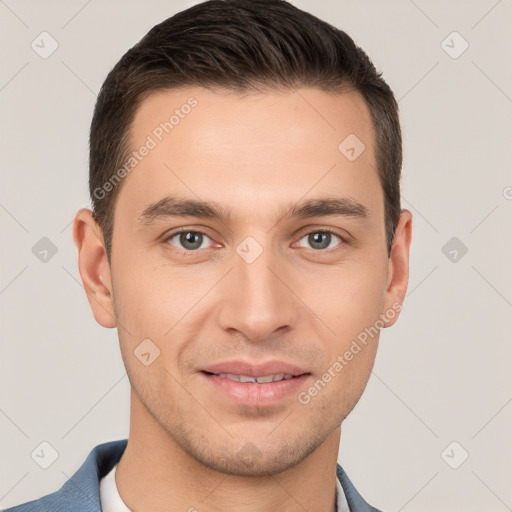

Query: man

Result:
[6,0,411,510]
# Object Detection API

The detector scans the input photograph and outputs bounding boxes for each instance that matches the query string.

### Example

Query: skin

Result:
[73,86,412,512]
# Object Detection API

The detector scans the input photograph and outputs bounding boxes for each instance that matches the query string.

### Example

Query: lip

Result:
[200,360,309,377]
[199,360,311,407]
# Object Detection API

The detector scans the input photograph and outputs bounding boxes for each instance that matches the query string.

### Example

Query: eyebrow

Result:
[137,195,369,227]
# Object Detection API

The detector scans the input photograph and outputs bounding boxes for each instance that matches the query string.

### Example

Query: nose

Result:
[216,240,297,344]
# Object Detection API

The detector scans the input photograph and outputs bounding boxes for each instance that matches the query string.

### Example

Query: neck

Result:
[116,389,341,512]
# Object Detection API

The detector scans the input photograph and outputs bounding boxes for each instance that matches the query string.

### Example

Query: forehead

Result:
[116,86,382,226]
[131,85,375,152]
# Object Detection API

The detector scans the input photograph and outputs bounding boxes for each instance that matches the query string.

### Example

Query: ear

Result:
[382,209,412,327]
[72,208,117,328]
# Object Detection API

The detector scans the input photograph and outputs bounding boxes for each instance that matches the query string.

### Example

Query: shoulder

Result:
[336,463,384,512]
[3,439,128,512]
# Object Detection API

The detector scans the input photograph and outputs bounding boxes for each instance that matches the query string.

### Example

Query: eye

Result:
[166,230,213,252]
[164,228,345,254]
[296,229,344,251]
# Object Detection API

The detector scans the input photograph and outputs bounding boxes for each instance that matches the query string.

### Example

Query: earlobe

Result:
[382,209,413,328]
[72,208,117,329]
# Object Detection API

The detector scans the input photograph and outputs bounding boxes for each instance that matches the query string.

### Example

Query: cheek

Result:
[316,289,382,414]
[304,258,386,399]
[306,258,388,336]
[111,256,220,376]
[111,253,192,333]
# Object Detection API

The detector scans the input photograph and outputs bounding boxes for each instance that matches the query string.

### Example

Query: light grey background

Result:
[1,0,511,510]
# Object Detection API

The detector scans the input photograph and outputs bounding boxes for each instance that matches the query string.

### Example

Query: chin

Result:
[183,430,325,477]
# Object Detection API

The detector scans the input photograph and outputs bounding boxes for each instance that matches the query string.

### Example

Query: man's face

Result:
[95,86,406,475]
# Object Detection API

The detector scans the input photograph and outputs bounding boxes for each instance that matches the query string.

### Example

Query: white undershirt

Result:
[100,463,130,512]
[100,463,350,512]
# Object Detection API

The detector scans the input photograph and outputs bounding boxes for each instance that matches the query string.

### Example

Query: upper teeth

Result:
[217,373,294,383]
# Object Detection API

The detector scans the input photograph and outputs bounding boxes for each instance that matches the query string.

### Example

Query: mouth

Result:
[201,371,301,383]
[199,366,311,407]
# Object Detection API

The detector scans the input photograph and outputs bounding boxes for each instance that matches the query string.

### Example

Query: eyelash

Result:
[164,227,346,255]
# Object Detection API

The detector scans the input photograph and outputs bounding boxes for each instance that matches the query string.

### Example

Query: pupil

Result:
[310,232,330,249]
[181,232,202,250]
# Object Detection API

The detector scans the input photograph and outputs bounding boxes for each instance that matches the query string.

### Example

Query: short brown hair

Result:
[89,0,402,262]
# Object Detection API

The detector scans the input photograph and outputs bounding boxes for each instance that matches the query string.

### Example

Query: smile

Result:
[213,373,295,383]
[201,371,311,407]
